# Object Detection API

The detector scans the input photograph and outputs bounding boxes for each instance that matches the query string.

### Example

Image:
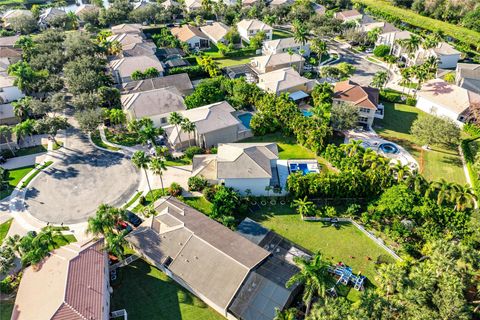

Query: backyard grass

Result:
[0,219,13,244]
[0,165,36,200]
[111,259,224,320]
[374,102,466,184]
[51,234,77,250]
[215,56,254,67]
[181,197,213,215]
[353,0,480,49]
[0,301,14,320]
[272,29,293,39]
[241,132,334,172]
[132,188,168,213]
[248,205,396,286]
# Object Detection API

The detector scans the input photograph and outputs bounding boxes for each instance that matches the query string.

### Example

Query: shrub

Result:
[184,146,204,159]
[380,90,402,103]
[463,123,480,138]
[406,97,416,106]
[139,196,146,205]
[203,185,217,202]
[209,147,218,154]
[188,176,208,191]
[0,274,21,294]
[373,45,391,58]
[169,182,182,196]
[168,65,208,80]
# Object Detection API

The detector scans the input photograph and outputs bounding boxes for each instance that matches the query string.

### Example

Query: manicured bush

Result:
[405,97,416,106]
[188,176,208,191]
[373,45,391,58]
[168,65,208,80]
[184,146,204,159]
[380,90,403,103]
[463,123,480,138]
[169,182,182,197]
[203,185,217,202]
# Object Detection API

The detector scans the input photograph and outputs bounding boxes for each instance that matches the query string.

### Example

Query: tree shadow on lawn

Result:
[376,102,420,134]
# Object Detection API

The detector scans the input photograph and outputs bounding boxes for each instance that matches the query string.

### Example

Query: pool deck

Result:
[344,129,418,168]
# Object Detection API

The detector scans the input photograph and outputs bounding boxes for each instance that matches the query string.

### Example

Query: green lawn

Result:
[91,130,120,151]
[353,0,480,49]
[0,165,36,200]
[375,102,466,184]
[21,161,53,189]
[272,29,293,40]
[165,157,192,167]
[215,56,254,67]
[111,259,224,320]
[181,197,213,215]
[241,133,334,172]
[51,234,77,250]
[132,189,168,213]
[105,129,142,147]
[248,205,396,286]
[0,219,13,244]
[0,301,14,320]
[123,191,143,209]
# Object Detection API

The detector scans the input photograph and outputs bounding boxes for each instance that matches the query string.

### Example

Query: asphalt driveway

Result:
[24,128,140,224]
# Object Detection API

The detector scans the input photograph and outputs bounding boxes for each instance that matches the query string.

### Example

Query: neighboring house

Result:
[456,63,480,95]
[224,64,257,81]
[110,55,164,83]
[0,75,24,103]
[376,29,412,56]
[237,19,273,43]
[0,103,18,125]
[242,0,260,6]
[107,33,145,47]
[257,67,316,95]
[200,22,230,45]
[0,35,20,48]
[251,52,305,74]
[126,197,299,319]
[171,25,210,49]
[38,8,67,28]
[122,87,186,127]
[11,239,110,320]
[184,0,202,12]
[0,47,22,74]
[334,9,363,23]
[160,0,179,9]
[428,42,461,69]
[416,78,480,125]
[262,37,311,57]
[333,80,380,127]
[164,101,249,150]
[359,20,397,34]
[121,42,157,57]
[2,10,33,29]
[120,73,194,96]
[111,23,143,35]
[192,142,279,195]
[75,4,99,17]
[269,0,294,7]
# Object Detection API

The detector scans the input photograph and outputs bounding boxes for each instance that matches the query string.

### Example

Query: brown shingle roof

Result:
[171,25,208,42]
[334,80,379,110]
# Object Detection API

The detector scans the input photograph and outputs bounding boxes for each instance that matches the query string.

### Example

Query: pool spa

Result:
[379,143,399,154]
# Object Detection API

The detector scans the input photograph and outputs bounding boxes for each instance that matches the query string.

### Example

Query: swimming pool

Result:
[238,113,253,129]
[302,110,313,117]
[289,162,320,175]
[379,143,399,154]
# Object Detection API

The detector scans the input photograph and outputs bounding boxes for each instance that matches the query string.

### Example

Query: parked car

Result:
[116,220,129,231]
[0,156,6,164]
[155,135,166,146]
[127,211,142,227]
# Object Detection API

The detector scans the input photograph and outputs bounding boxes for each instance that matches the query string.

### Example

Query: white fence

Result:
[111,309,127,320]
[109,254,140,271]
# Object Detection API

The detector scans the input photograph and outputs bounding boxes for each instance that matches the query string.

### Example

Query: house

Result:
[184,0,203,11]
[126,197,299,319]
[0,48,22,74]
[75,4,99,17]
[429,42,461,69]
[269,0,295,7]
[121,87,186,127]
[164,101,249,150]
[2,10,33,29]
[110,55,164,83]
[111,23,143,35]
[160,0,179,9]
[223,64,257,81]
[376,30,412,56]
[0,75,24,103]
[200,22,230,45]
[334,9,363,23]
[120,73,194,96]
[192,142,279,194]
[359,21,397,34]
[107,33,145,48]
[333,80,380,127]
[456,63,480,95]
[416,79,480,125]
[121,42,157,57]
[237,19,273,43]
[38,8,67,28]
[242,0,260,6]
[164,58,189,68]
[171,25,210,49]
[262,37,310,57]
[257,67,316,95]
[251,52,305,74]
[0,35,20,48]
[11,239,110,320]
[0,103,18,125]
[313,3,326,15]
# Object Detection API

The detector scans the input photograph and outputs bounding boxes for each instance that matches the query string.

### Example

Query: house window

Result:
[358,116,369,123]
[359,107,370,113]
[160,117,167,124]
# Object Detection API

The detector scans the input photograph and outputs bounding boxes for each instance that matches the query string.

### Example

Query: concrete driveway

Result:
[24,128,140,224]
[150,165,192,192]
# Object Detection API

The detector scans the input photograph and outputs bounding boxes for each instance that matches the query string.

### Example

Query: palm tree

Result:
[367,27,382,45]
[292,20,308,46]
[87,204,126,237]
[105,233,127,259]
[286,252,330,315]
[274,308,296,320]
[423,55,438,78]
[106,40,122,56]
[0,125,15,156]
[399,67,412,95]
[12,97,32,120]
[169,112,184,147]
[149,156,167,195]
[180,118,196,147]
[391,161,410,182]
[371,71,389,91]
[449,184,477,211]
[311,39,327,62]
[132,151,153,199]
[432,179,455,205]
[292,196,314,217]
[422,35,439,50]
[287,48,294,67]
[398,34,421,65]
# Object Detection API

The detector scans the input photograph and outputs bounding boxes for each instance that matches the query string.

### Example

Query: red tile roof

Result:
[334,80,379,110]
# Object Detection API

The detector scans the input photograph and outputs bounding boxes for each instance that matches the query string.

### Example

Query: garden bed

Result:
[104,129,142,147]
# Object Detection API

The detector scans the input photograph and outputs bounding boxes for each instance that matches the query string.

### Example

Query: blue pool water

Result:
[289,163,310,175]
[302,110,313,117]
[238,113,253,129]
[379,143,399,154]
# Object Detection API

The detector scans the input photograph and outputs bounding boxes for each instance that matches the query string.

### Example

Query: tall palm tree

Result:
[132,151,153,199]
[432,179,456,205]
[149,156,167,195]
[292,20,308,46]
[311,39,327,62]
[105,233,127,259]
[371,71,389,91]
[449,184,477,211]
[180,118,196,147]
[399,67,412,95]
[390,161,410,182]
[367,27,382,45]
[0,125,15,156]
[398,34,421,65]
[169,112,184,146]
[287,48,294,67]
[87,204,126,237]
[286,253,330,315]
[292,196,314,217]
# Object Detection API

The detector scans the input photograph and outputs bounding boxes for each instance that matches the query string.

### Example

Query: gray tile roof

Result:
[121,87,186,118]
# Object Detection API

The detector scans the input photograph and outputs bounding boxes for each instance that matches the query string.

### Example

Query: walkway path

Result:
[0,153,47,170]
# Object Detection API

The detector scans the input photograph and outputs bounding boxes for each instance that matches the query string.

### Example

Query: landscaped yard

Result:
[375,102,466,184]
[1,145,48,159]
[51,234,77,250]
[0,301,14,320]
[272,29,293,40]
[215,56,255,67]
[132,188,168,213]
[111,259,224,320]
[105,129,142,147]
[248,205,396,286]
[0,219,13,244]
[90,130,120,151]
[0,165,36,200]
